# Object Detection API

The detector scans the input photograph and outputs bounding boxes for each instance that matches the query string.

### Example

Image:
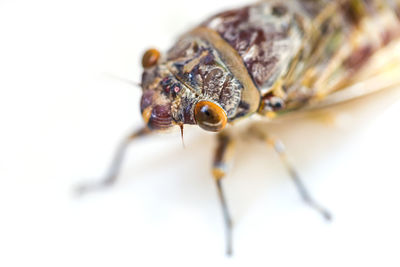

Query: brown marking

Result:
[344,45,374,70]
[340,0,367,25]
[202,4,294,87]
[188,27,261,115]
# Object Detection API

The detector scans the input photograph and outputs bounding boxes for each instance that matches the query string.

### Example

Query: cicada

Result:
[77,0,400,255]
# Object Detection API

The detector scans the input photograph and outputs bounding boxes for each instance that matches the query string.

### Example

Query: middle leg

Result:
[249,124,332,221]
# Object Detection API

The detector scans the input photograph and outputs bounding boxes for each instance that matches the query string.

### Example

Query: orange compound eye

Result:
[142,48,160,68]
[194,100,227,132]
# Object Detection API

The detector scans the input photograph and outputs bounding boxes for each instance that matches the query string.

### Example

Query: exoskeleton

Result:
[78,0,400,255]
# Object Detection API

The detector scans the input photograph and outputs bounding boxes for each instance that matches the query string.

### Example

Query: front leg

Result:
[212,132,235,256]
[75,127,151,195]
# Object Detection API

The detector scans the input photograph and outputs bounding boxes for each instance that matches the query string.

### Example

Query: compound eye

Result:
[142,48,160,68]
[194,100,227,132]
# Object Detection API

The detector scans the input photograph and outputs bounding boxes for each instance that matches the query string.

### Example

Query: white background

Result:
[1,0,400,266]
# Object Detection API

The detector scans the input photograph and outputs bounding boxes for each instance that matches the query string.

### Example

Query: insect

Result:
[77,0,400,255]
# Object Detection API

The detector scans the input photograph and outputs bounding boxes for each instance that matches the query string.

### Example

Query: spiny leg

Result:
[212,132,235,256]
[250,127,332,221]
[75,127,150,196]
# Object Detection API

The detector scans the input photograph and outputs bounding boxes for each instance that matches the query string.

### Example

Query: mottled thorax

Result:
[167,35,244,120]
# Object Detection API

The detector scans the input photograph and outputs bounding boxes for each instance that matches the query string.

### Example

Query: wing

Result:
[300,39,400,111]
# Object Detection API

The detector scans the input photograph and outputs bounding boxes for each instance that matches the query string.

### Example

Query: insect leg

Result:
[267,137,332,221]
[75,127,150,195]
[250,127,332,221]
[212,132,235,256]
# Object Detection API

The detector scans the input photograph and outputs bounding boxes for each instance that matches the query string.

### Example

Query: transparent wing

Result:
[301,40,400,111]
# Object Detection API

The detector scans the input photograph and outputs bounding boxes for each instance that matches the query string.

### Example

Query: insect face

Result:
[139,38,238,132]
[140,62,195,130]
